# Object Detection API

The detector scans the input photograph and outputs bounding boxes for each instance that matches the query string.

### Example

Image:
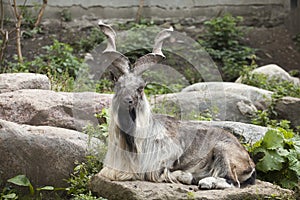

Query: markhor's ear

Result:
[132,27,173,75]
[98,21,130,75]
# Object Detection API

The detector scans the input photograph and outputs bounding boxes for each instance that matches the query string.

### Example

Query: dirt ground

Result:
[245,26,300,75]
[3,19,300,78]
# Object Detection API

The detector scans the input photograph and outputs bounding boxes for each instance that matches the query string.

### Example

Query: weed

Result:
[66,156,102,198]
[241,71,300,98]
[199,14,256,81]
[3,39,83,92]
[293,33,300,52]
[61,9,72,22]
[249,123,300,190]
[76,28,105,53]
[0,175,65,200]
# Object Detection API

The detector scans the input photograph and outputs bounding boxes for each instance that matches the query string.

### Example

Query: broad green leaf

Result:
[277,127,294,139]
[7,175,31,187]
[256,150,285,173]
[291,137,300,153]
[37,186,55,191]
[7,175,34,195]
[277,148,289,157]
[286,150,300,176]
[263,130,284,150]
[2,193,17,199]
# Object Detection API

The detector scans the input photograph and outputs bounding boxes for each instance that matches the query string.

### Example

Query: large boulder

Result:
[0,119,103,187]
[197,121,269,144]
[89,175,295,200]
[0,89,112,130]
[0,73,51,93]
[235,64,300,86]
[152,82,272,123]
[275,96,300,127]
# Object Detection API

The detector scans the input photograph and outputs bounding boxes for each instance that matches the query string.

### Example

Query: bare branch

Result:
[0,0,4,29]
[135,0,144,23]
[11,0,23,63]
[34,0,47,27]
[0,30,8,64]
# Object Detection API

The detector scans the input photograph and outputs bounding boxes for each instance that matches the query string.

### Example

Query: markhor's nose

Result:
[124,96,133,105]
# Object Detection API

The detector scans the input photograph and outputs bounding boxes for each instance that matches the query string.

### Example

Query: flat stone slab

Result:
[0,73,50,93]
[89,175,295,200]
[0,89,112,130]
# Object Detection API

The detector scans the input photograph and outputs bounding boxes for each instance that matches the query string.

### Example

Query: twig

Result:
[34,0,47,27]
[0,0,4,29]
[11,0,23,63]
[135,0,144,23]
[0,30,8,64]
[0,0,8,65]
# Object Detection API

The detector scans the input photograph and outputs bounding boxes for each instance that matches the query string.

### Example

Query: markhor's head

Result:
[97,21,173,134]
[112,73,146,134]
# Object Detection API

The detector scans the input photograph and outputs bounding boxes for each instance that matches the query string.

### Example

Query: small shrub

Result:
[249,122,300,190]
[72,192,106,200]
[199,14,256,81]
[61,9,72,22]
[293,33,300,52]
[67,156,102,198]
[95,79,114,94]
[4,39,83,92]
[0,175,65,199]
[241,69,300,98]
[76,28,105,53]
[41,39,82,78]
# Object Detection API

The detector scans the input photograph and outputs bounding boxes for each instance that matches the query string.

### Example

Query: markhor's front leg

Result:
[99,167,137,181]
[198,177,234,189]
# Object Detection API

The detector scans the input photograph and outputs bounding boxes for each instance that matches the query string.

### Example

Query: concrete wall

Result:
[4,0,293,26]
[285,6,300,34]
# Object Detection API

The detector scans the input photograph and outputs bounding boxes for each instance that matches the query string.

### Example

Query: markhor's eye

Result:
[137,86,144,93]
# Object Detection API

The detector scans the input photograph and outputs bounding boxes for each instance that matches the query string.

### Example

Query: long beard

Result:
[117,105,137,152]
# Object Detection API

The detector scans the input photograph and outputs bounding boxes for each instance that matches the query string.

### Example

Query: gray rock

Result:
[0,89,112,130]
[0,73,51,93]
[196,121,269,144]
[0,119,103,187]
[236,64,300,86]
[89,175,295,200]
[275,96,300,127]
[153,82,272,123]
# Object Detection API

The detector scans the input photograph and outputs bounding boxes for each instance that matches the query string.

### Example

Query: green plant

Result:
[1,186,18,200]
[19,6,35,27]
[41,39,82,77]
[199,14,256,81]
[4,39,83,92]
[48,69,75,92]
[61,9,72,22]
[0,175,65,200]
[186,191,195,200]
[241,71,300,98]
[293,33,300,52]
[95,79,114,93]
[83,108,110,143]
[66,156,102,199]
[249,125,300,189]
[76,28,105,53]
[72,192,106,200]
[145,83,167,95]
